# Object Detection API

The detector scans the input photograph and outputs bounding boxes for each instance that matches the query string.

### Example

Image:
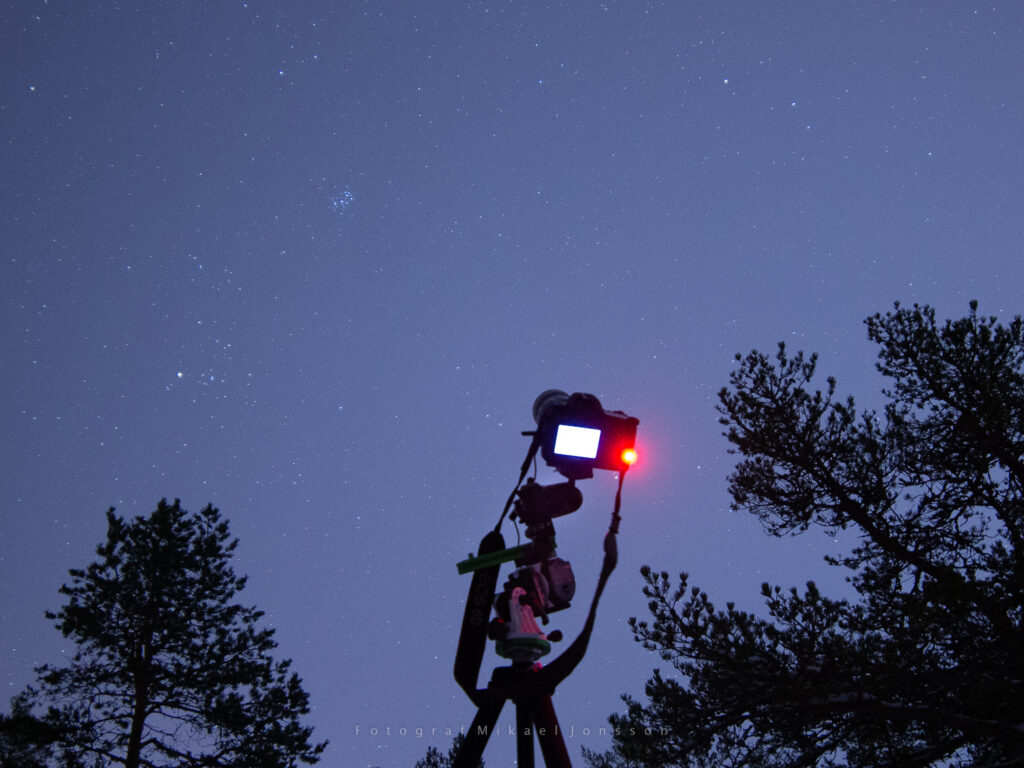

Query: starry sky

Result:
[2,2,1023,766]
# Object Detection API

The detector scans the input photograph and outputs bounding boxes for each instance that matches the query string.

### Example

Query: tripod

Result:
[455,659,572,768]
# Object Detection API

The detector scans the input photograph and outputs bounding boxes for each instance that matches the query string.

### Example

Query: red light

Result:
[621,448,638,466]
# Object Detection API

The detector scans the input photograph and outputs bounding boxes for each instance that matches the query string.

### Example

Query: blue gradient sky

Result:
[3,3,1023,766]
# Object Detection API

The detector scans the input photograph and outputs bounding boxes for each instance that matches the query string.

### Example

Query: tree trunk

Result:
[124,644,150,768]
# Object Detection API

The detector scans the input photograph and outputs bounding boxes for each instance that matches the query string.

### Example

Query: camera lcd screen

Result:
[552,424,601,459]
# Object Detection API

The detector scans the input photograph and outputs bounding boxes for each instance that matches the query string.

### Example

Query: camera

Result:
[533,390,639,480]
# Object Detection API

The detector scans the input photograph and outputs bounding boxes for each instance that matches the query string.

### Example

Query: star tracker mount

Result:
[452,391,638,768]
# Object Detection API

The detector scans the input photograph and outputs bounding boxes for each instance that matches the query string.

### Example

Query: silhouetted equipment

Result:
[452,391,638,768]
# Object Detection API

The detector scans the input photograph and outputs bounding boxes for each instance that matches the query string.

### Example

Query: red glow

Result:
[621,448,638,466]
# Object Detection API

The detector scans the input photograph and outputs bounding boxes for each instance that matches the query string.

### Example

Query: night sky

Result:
[3,2,1023,766]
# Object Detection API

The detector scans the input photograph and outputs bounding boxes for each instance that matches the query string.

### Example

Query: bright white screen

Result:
[553,425,601,459]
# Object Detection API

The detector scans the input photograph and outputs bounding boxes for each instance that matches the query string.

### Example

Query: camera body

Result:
[533,390,639,479]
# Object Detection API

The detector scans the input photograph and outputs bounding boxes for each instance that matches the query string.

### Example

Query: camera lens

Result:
[532,389,568,426]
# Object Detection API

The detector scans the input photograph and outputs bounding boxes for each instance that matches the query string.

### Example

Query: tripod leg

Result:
[532,695,572,768]
[452,696,504,768]
[516,701,535,768]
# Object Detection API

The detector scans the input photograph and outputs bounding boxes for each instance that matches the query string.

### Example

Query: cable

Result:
[494,433,541,532]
